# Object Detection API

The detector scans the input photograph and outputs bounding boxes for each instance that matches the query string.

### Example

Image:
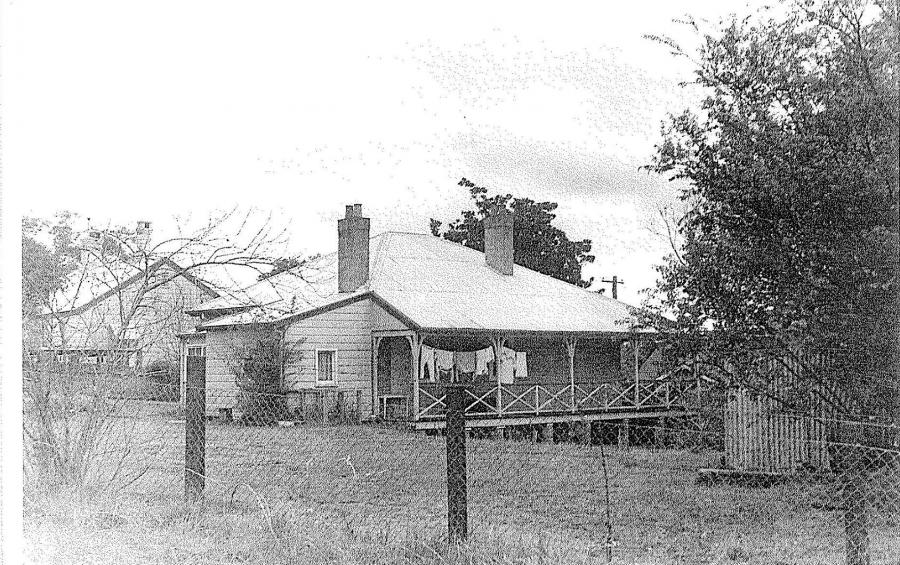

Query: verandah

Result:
[371,330,699,424]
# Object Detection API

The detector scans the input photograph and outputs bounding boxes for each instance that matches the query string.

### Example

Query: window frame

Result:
[186,345,206,357]
[315,348,337,386]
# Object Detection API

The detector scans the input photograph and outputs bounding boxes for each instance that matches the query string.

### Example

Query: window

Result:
[316,350,336,385]
[187,346,206,357]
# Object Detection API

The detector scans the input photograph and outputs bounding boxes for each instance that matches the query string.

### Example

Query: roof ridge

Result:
[369,231,390,286]
[370,229,429,238]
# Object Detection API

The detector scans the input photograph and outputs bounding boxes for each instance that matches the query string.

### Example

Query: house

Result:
[28,227,219,394]
[183,204,692,428]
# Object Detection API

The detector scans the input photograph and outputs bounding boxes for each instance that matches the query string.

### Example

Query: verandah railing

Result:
[415,375,701,421]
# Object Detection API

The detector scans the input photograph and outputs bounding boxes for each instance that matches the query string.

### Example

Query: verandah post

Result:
[185,355,206,503]
[409,334,421,422]
[491,335,505,415]
[566,337,578,413]
[445,382,469,542]
[633,338,640,406]
[371,336,382,419]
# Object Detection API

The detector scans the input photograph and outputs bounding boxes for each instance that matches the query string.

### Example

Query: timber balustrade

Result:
[414,373,700,421]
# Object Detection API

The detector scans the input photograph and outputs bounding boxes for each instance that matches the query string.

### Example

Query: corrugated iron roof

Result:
[196,232,643,333]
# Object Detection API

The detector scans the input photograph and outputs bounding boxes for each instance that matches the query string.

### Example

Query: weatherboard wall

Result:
[513,337,628,385]
[371,301,410,332]
[202,328,250,413]
[282,297,374,415]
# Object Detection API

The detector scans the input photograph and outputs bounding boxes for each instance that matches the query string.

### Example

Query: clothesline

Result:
[420,345,527,383]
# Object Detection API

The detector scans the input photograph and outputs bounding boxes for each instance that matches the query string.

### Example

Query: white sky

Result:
[3,0,767,303]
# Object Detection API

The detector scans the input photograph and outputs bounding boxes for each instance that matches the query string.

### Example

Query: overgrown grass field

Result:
[24,403,900,564]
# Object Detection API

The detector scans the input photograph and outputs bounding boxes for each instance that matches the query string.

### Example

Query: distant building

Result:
[26,223,219,375]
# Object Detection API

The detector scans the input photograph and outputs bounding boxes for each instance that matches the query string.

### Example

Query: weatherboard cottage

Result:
[182,204,693,428]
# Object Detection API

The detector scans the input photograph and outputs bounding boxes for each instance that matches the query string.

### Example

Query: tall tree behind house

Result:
[431,178,596,288]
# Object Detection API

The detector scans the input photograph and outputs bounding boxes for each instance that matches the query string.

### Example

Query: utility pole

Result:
[601,276,624,299]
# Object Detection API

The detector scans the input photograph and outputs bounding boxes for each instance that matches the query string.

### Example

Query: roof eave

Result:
[186,304,257,317]
[415,327,655,338]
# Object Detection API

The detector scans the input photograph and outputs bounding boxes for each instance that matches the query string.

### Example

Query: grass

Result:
[24,403,900,565]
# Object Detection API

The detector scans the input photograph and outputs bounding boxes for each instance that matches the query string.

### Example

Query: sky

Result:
[3,0,767,304]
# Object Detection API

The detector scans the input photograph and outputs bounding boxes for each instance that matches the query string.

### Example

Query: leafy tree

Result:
[643,1,899,423]
[22,214,82,319]
[431,178,596,287]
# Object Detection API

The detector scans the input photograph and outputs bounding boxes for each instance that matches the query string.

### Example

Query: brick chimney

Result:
[135,220,152,249]
[483,208,514,275]
[337,204,370,292]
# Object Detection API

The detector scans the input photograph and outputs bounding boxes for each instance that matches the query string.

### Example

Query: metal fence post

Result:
[844,465,870,565]
[185,355,206,503]
[445,382,468,542]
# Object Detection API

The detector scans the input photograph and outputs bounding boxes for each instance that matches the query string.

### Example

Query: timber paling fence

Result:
[23,359,900,564]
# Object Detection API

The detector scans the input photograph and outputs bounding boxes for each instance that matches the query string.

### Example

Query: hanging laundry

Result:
[497,347,516,384]
[453,351,476,380]
[420,345,437,382]
[434,349,453,382]
[453,350,476,373]
[475,347,493,381]
[515,351,528,380]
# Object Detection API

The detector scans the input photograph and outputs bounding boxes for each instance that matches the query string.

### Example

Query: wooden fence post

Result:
[618,419,630,448]
[654,416,668,448]
[576,421,591,445]
[445,383,469,542]
[185,355,206,503]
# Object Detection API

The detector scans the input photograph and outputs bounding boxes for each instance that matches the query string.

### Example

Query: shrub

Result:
[232,327,299,425]
[23,357,152,494]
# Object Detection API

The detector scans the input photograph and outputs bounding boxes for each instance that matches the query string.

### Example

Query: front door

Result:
[376,336,412,419]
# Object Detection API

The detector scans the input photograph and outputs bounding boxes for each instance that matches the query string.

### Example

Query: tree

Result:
[22,214,81,320]
[431,178,596,287]
[643,1,899,423]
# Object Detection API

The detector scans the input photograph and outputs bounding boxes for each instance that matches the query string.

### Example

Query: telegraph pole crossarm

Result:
[601,275,625,299]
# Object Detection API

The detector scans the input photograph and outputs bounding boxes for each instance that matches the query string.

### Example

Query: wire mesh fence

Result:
[22,357,900,565]
[464,415,900,564]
